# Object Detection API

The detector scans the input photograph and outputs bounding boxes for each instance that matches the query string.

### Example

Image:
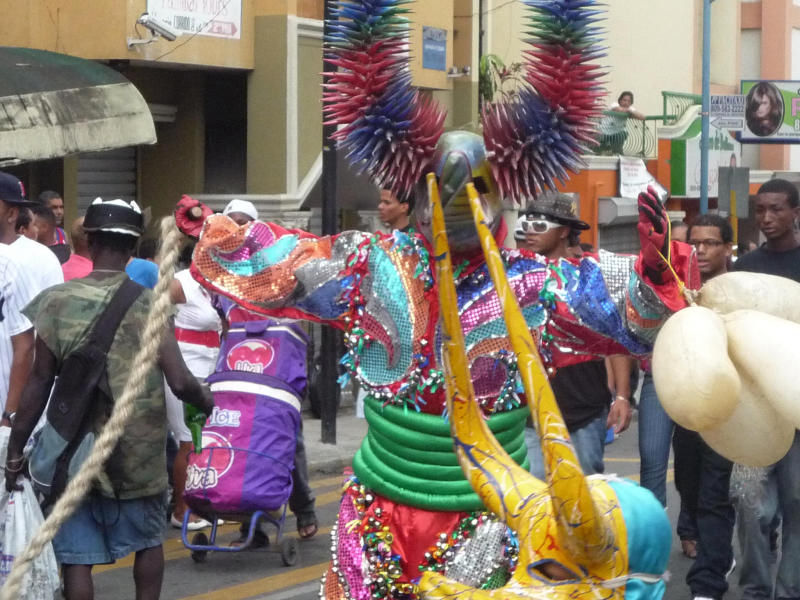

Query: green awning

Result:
[0,47,156,165]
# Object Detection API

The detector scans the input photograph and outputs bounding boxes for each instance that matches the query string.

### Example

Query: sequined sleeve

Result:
[581,246,697,349]
[190,214,370,326]
[595,250,671,346]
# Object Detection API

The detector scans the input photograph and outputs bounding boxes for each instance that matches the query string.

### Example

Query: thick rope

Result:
[0,217,182,600]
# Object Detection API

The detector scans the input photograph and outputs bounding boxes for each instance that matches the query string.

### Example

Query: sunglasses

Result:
[520,219,563,233]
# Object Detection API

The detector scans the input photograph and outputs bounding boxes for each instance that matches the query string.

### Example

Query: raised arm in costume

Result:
[184,181,695,416]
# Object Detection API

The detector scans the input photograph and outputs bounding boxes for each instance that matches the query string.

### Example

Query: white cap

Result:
[223,199,258,221]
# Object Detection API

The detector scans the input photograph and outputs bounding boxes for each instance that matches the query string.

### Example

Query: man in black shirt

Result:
[675,214,736,600]
[732,178,800,600]
[519,193,632,479]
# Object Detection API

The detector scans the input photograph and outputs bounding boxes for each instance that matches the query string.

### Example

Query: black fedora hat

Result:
[525,192,589,231]
[84,198,144,237]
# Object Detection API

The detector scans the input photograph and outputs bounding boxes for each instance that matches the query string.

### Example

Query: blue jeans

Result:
[736,431,800,600]
[525,410,608,480]
[638,372,674,507]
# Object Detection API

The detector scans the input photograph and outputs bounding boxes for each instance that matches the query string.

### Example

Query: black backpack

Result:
[29,277,144,502]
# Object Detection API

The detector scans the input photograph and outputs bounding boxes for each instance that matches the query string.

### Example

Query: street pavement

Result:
[93,404,746,600]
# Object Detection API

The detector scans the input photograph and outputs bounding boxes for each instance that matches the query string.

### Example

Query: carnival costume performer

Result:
[415,177,672,600]
[172,0,700,597]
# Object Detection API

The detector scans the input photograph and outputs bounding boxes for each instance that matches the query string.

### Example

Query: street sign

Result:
[147,0,242,39]
[711,117,744,130]
[710,95,745,130]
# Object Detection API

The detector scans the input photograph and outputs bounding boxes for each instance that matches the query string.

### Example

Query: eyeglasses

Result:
[520,219,563,234]
[688,239,726,248]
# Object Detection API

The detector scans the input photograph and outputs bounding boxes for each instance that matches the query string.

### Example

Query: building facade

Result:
[0,0,466,229]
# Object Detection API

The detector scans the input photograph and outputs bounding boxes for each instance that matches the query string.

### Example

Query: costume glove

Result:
[637,186,670,284]
[174,195,213,239]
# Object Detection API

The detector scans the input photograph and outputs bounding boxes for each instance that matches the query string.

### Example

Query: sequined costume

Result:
[416,178,672,600]
[182,204,696,598]
[178,0,697,597]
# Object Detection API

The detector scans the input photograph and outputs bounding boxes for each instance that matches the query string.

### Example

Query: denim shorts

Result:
[51,492,167,565]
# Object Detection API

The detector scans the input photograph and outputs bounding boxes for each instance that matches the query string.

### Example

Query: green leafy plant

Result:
[479,54,524,105]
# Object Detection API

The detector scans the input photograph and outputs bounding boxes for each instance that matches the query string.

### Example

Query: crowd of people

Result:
[0,176,317,599]
[508,178,800,600]
[0,169,798,600]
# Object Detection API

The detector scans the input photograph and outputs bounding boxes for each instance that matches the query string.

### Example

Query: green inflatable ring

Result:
[361,436,528,487]
[365,433,466,480]
[368,429,460,466]
[352,449,487,512]
[365,402,524,452]
[365,397,528,435]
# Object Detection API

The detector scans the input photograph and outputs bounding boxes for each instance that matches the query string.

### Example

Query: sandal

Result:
[297,513,318,539]
[681,539,697,559]
[229,529,269,548]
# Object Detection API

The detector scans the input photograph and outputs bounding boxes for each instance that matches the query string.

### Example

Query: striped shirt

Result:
[0,245,35,408]
[8,235,64,293]
[0,237,62,409]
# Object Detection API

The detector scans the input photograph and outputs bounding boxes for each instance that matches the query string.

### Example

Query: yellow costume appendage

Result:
[418,177,646,599]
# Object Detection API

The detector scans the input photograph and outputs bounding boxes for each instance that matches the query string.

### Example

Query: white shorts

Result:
[166,345,217,443]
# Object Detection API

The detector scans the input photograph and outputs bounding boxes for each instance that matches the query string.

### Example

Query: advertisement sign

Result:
[710,94,745,131]
[740,80,800,142]
[619,156,667,201]
[422,26,447,71]
[670,118,742,198]
[146,0,241,39]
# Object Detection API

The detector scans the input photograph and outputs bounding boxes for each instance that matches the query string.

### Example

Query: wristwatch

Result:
[2,410,16,424]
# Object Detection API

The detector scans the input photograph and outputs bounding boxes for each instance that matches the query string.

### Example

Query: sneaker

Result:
[693,596,715,600]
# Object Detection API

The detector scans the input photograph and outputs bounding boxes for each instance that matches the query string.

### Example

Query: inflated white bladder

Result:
[652,306,740,431]
[652,272,800,466]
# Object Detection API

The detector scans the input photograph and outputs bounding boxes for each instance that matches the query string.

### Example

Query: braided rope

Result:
[0,217,182,600]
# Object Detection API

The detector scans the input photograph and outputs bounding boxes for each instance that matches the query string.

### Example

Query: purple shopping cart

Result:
[181,320,308,566]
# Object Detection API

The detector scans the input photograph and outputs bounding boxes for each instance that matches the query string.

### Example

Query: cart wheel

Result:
[191,532,209,563]
[280,537,299,566]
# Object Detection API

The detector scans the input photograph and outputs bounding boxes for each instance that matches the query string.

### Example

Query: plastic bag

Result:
[0,471,61,598]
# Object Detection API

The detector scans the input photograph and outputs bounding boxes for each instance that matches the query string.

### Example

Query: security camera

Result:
[136,13,181,42]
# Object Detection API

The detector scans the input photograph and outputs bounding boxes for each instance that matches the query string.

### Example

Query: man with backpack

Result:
[4,198,214,600]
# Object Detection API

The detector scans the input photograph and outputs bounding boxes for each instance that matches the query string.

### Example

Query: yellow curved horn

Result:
[464,183,614,566]
[430,174,546,529]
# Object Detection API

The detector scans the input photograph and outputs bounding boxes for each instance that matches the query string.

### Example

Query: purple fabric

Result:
[184,390,300,514]
[208,320,308,397]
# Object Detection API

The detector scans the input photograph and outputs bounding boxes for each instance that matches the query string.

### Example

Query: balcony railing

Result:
[592,111,659,159]
[590,91,702,159]
[662,91,702,125]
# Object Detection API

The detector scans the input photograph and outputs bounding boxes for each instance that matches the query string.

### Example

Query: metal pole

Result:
[478,0,484,63]
[700,0,712,214]
[320,0,339,444]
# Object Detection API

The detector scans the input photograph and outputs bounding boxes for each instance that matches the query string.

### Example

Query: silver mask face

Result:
[414,131,503,254]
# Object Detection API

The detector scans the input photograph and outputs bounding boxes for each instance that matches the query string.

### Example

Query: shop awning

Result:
[0,47,156,166]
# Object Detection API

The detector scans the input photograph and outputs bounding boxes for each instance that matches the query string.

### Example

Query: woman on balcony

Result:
[597,91,645,155]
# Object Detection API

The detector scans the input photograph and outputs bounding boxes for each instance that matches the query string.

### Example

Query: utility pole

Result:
[320,0,339,444]
[700,0,713,214]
